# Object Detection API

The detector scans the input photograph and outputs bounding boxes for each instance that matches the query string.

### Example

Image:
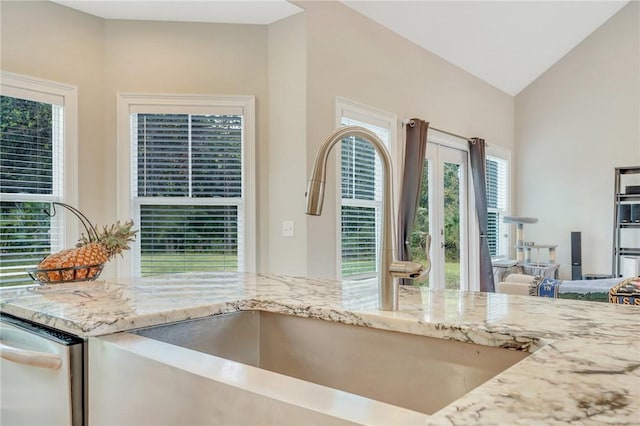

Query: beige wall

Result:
[102,20,269,273]
[267,13,308,275]
[301,1,515,279]
[2,1,515,281]
[1,1,106,225]
[1,1,270,276]
[514,1,640,279]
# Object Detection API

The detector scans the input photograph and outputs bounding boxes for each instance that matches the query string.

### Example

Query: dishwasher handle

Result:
[0,341,62,369]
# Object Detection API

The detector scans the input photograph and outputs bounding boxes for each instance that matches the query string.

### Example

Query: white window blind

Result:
[340,116,389,278]
[132,112,245,276]
[0,95,64,286]
[486,155,508,257]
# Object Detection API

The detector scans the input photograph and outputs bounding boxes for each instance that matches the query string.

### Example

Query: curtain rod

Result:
[402,118,472,142]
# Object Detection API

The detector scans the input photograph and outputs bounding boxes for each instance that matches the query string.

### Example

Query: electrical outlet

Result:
[282,220,294,237]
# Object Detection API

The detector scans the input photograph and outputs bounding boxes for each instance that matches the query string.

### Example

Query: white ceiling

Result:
[342,1,630,95]
[50,0,303,25]
[50,0,631,95]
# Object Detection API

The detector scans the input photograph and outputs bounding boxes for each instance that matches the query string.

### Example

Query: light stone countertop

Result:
[1,272,638,425]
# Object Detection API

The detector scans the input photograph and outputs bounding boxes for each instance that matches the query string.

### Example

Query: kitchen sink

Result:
[131,310,529,416]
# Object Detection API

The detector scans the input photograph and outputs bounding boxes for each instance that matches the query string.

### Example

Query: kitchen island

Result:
[1,272,638,425]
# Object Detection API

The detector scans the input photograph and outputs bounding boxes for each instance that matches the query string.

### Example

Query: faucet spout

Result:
[306,126,423,311]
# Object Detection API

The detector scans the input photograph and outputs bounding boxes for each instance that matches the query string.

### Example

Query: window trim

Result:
[334,97,397,280]
[116,93,256,277]
[0,71,78,248]
[485,145,512,259]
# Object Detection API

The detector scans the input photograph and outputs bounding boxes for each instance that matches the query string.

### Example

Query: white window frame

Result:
[0,71,78,260]
[485,146,511,259]
[334,97,397,280]
[116,93,256,277]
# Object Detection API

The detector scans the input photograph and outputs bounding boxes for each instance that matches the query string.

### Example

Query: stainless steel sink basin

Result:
[133,311,529,415]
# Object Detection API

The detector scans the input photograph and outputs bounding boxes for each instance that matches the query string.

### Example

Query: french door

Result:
[413,143,469,290]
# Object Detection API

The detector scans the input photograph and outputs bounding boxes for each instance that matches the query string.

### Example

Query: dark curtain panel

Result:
[396,119,429,285]
[468,137,495,292]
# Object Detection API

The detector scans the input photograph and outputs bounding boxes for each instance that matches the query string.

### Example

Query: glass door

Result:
[411,143,469,290]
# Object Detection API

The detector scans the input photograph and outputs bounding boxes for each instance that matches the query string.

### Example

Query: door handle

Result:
[0,341,62,369]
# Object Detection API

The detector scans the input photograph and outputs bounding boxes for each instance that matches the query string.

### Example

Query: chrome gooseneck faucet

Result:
[306,126,428,311]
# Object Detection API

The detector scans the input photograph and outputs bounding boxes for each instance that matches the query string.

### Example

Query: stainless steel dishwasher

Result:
[0,313,84,426]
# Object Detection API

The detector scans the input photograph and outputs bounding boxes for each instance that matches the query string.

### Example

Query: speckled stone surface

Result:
[1,272,638,425]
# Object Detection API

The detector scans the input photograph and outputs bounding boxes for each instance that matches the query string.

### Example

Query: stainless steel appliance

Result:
[0,313,84,426]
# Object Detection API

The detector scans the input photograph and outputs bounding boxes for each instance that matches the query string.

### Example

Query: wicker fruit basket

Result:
[26,202,136,285]
[27,263,105,284]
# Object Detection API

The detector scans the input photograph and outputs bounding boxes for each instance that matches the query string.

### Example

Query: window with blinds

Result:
[340,117,389,279]
[0,95,64,286]
[486,155,508,257]
[132,113,245,276]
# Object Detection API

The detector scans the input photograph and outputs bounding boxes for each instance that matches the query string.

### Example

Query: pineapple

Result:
[38,220,137,282]
[35,248,74,282]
